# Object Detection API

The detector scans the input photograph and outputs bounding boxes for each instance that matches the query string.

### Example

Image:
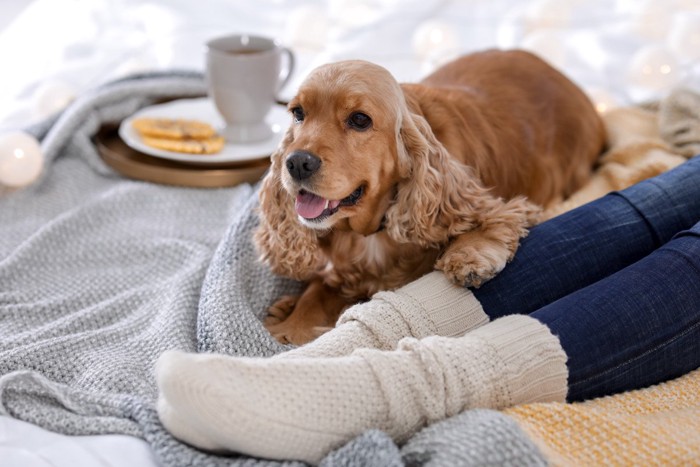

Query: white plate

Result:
[119,98,290,165]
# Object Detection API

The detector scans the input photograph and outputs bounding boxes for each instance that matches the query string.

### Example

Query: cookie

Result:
[141,135,226,154]
[132,117,216,140]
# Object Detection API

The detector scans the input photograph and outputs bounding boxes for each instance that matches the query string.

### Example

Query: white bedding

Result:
[0,416,157,467]
[1,1,699,466]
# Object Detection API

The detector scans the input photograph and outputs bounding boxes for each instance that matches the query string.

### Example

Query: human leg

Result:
[475,155,700,318]
[531,221,700,401]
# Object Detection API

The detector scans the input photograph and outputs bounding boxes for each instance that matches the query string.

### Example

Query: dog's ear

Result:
[254,128,325,281]
[386,112,539,248]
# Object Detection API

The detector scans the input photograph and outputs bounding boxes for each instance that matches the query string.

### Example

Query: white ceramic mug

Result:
[206,34,294,143]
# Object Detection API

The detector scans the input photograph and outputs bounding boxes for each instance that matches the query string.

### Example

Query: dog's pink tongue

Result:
[296,192,342,219]
[296,192,327,219]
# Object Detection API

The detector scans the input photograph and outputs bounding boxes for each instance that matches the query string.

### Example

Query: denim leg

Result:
[474,156,700,319]
[531,221,700,401]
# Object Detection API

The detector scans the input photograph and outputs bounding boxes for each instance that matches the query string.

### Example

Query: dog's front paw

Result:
[436,242,510,288]
[264,295,332,345]
[264,295,298,327]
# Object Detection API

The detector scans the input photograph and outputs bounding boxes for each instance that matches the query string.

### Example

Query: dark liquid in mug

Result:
[226,48,267,55]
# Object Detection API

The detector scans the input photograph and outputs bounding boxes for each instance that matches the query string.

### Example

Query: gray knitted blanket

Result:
[0,73,546,466]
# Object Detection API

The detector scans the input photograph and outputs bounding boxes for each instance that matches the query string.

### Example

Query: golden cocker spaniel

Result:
[255,49,606,344]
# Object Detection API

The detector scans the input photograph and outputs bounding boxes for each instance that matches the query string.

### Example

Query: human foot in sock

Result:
[277,271,488,359]
[157,315,567,464]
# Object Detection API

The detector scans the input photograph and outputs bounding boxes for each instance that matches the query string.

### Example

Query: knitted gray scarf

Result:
[0,72,545,466]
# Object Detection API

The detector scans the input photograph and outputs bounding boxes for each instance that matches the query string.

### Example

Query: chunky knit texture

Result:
[279,271,488,359]
[156,315,568,464]
[401,409,547,467]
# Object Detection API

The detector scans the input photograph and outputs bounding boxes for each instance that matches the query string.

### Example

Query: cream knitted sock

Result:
[278,271,489,358]
[156,315,567,464]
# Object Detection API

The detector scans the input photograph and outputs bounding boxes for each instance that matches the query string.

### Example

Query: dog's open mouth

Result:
[295,186,364,221]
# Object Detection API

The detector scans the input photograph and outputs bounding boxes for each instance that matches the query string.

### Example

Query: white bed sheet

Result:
[1,1,699,466]
[0,416,158,467]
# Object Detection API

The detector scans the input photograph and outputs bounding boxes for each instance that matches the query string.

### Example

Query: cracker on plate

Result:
[130,116,225,155]
[132,117,217,140]
[141,135,225,155]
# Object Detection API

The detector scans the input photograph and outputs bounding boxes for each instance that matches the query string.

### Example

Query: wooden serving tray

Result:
[95,126,270,188]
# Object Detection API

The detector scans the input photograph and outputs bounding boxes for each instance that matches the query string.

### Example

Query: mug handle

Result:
[277,47,295,96]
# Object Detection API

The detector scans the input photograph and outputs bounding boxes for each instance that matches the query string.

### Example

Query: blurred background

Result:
[1,0,699,131]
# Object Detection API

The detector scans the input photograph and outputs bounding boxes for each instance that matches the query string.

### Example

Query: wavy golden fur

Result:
[255,49,606,344]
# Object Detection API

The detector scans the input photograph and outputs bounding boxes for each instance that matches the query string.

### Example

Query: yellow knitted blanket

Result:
[505,368,700,466]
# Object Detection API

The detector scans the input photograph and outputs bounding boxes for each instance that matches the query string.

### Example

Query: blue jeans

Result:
[472,156,700,401]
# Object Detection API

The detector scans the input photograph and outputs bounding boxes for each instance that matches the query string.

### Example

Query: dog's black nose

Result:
[286,150,321,181]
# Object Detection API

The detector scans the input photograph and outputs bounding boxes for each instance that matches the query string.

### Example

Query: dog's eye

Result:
[291,106,305,123]
[348,112,372,131]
